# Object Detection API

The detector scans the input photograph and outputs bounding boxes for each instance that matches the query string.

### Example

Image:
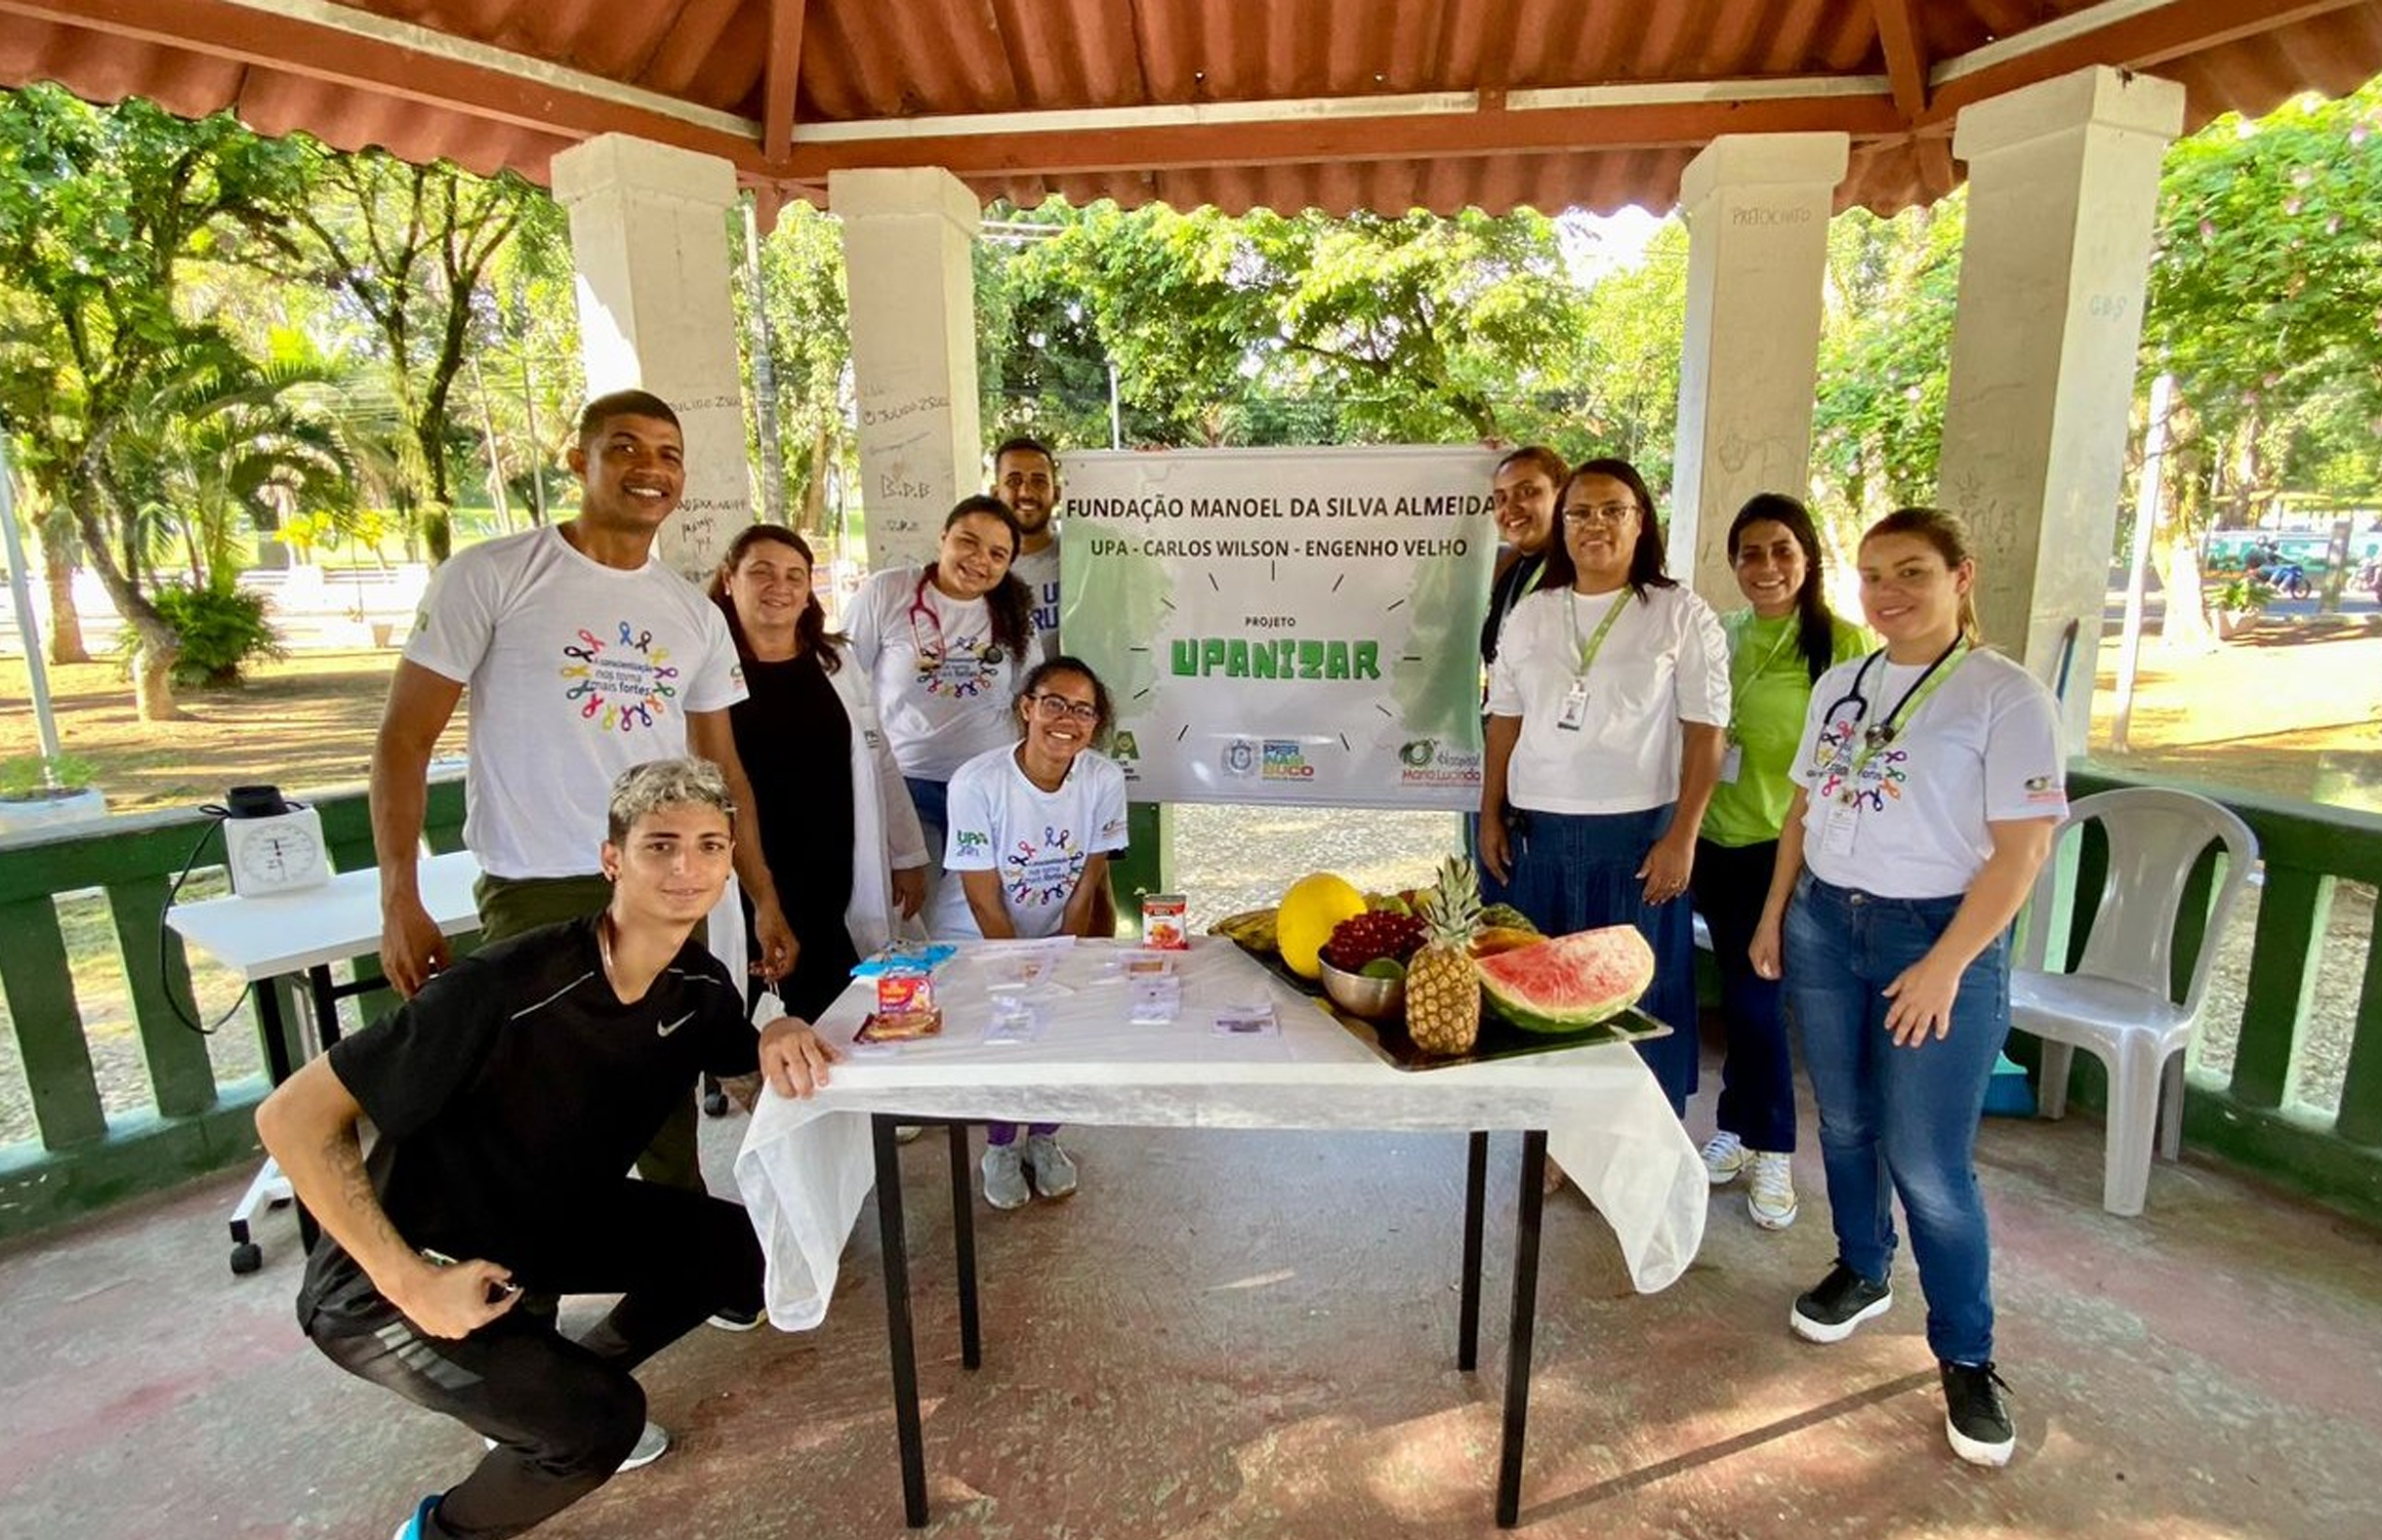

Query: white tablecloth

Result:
[733,938,1707,1329]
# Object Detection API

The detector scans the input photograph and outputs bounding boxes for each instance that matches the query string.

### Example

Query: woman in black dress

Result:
[710,526,928,1021]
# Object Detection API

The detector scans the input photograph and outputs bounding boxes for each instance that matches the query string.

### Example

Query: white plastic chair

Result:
[2011,788,2258,1216]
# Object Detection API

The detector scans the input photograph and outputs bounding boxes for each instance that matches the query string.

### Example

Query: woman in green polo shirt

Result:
[1692,494,1869,1232]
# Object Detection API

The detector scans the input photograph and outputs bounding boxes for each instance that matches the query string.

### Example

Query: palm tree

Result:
[98,332,365,685]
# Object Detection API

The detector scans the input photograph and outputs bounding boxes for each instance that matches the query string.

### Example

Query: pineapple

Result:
[1406,855,1484,1054]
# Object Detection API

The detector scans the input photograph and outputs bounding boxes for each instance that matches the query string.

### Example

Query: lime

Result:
[1359,956,1408,982]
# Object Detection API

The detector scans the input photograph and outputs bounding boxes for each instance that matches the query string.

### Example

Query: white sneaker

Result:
[483,1418,669,1472]
[1701,1130,1750,1186]
[1747,1152,1799,1230]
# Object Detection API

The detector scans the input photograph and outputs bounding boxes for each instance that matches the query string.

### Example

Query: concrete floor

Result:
[5,1057,2380,1540]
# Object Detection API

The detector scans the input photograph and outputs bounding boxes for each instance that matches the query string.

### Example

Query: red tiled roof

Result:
[4,1,2378,215]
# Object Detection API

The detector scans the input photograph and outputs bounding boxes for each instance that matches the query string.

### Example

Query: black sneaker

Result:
[707,1305,763,1331]
[1788,1260,1893,1343]
[1940,1360,2015,1466]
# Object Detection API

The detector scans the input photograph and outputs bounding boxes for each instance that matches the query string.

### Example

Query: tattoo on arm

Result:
[323,1123,413,1271]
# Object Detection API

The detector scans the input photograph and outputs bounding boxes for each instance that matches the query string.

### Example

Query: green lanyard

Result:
[1725,617,1799,745]
[1840,640,1968,786]
[1566,589,1628,678]
[1728,616,1799,698]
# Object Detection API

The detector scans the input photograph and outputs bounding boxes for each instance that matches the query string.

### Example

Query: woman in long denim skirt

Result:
[1477,457,1731,1121]
[1748,507,2066,1469]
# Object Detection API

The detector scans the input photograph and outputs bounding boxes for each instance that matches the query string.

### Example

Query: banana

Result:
[1209,907,1280,952]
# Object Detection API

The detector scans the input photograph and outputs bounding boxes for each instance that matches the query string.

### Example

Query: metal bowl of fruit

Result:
[1319,954,1408,1021]
[1317,908,1425,1021]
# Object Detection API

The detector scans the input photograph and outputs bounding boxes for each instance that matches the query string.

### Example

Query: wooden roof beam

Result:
[787,93,1907,182]
[761,0,807,166]
[1871,0,1931,118]
[1923,0,2369,125]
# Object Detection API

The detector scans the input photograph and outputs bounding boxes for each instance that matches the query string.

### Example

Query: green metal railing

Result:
[2048,764,2382,1223]
[0,781,465,1241]
[2,767,2377,1238]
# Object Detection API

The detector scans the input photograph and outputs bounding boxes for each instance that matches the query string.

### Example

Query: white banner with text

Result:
[1059,446,1498,809]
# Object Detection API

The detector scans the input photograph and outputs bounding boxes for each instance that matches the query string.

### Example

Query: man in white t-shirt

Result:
[993,435,1062,665]
[368,390,795,1191]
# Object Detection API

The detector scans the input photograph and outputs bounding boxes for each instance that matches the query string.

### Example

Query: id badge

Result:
[1556,676,1590,731]
[1820,791,1860,856]
[1718,743,1744,785]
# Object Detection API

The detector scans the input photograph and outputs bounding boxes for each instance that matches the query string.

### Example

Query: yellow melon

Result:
[1278,871,1368,979]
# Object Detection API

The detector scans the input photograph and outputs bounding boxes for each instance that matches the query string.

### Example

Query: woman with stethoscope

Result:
[1477,457,1728,1120]
[1692,494,1869,1235]
[846,496,1039,870]
[1748,507,2065,1470]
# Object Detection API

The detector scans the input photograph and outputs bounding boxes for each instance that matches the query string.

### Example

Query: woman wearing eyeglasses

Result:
[709,526,929,1022]
[1477,457,1727,1119]
[932,656,1129,1209]
[1691,494,1871,1233]
[846,496,1040,866]
[1471,445,1568,905]
[1748,507,2064,1468]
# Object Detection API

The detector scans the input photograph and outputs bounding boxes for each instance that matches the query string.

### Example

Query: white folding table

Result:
[735,936,1706,1528]
[166,849,482,1272]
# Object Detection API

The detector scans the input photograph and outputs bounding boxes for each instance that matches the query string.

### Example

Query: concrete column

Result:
[1667,133,1848,609]
[552,135,750,583]
[831,168,983,571]
[1938,65,2185,745]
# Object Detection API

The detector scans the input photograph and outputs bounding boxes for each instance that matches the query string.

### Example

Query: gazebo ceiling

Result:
[4,1,2379,216]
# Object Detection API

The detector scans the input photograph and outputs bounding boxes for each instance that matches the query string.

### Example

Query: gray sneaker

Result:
[982,1142,1030,1209]
[1025,1134,1079,1199]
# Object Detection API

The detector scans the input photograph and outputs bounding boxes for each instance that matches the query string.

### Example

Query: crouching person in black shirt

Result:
[257,756,839,1540]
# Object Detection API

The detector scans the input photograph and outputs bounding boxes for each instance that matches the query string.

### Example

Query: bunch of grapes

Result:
[1321,910,1426,972]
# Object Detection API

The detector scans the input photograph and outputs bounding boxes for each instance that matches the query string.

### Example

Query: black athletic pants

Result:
[304,1182,764,1539]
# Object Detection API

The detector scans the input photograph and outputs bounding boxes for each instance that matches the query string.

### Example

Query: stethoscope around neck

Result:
[907,567,1006,667]
[1821,637,1964,752]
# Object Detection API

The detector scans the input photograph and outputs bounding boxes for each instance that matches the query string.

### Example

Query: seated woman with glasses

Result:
[846,496,1039,872]
[1477,457,1729,1122]
[929,656,1129,1210]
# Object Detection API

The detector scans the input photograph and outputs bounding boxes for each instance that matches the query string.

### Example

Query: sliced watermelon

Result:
[1477,925,1655,1033]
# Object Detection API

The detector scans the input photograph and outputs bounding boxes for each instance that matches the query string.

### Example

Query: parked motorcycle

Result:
[2249,552,2313,599]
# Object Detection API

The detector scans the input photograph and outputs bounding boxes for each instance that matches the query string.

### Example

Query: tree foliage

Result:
[0,84,307,716]
[253,144,548,557]
[977,200,1667,466]
[2143,81,2382,528]
[1810,201,1963,527]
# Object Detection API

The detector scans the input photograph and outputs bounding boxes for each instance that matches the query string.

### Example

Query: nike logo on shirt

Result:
[658,1011,694,1037]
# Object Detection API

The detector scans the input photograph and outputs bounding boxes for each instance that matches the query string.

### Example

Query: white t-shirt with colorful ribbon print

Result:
[1789,645,2068,900]
[929,746,1129,940]
[404,525,746,880]
[845,564,1030,783]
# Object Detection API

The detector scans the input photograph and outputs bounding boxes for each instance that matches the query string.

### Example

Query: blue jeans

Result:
[1784,871,2010,1364]
[1503,803,1700,1116]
